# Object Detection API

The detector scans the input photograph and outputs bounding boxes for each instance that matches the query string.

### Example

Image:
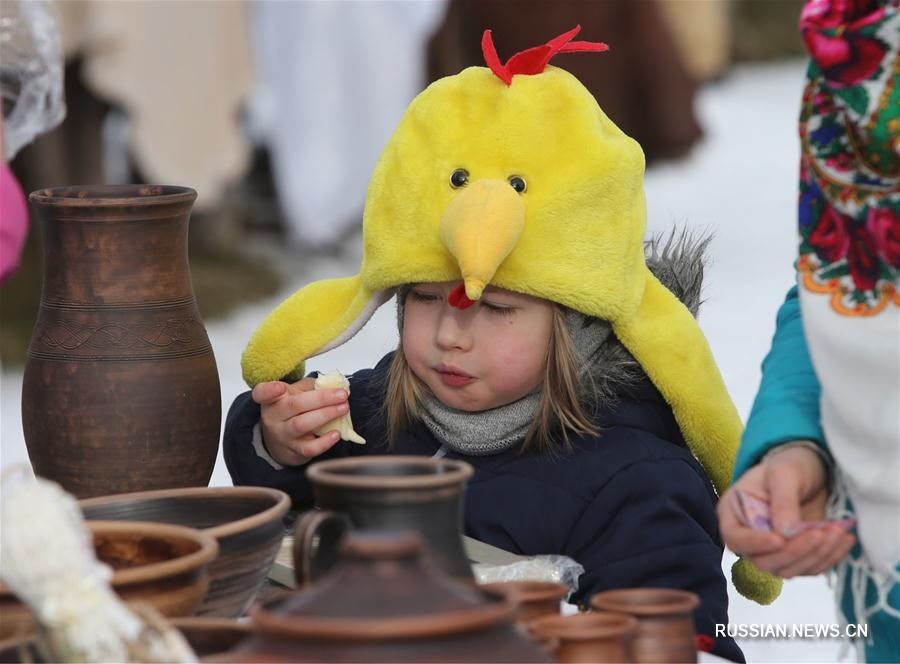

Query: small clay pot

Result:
[81,486,290,617]
[0,521,218,640]
[590,588,700,663]
[480,581,569,625]
[528,612,637,663]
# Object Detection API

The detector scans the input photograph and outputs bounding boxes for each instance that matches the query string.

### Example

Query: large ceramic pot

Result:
[225,532,550,663]
[590,588,700,663]
[23,185,221,498]
[80,486,290,617]
[294,456,474,583]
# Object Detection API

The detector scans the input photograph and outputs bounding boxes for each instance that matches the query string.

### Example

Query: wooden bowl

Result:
[0,520,218,641]
[80,486,290,617]
[0,617,250,663]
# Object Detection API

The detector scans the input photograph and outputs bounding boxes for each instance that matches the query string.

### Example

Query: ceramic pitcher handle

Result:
[292,509,352,587]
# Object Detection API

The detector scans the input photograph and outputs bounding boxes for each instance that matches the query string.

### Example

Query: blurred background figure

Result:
[427,0,709,163]
[32,0,254,241]
[251,1,445,250]
[0,0,65,284]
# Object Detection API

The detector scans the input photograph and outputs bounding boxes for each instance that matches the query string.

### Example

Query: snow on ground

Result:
[1,59,853,661]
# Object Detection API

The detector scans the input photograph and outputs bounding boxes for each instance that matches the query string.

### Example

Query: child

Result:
[226,26,779,662]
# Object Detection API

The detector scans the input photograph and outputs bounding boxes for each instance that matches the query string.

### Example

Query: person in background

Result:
[718,2,899,660]
[0,0,66,284]
[0,117,29,284]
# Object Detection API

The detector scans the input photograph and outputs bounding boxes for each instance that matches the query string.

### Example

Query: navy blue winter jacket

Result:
[225,352,744,662]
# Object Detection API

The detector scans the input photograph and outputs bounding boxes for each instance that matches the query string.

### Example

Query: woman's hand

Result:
[717,443,855,578]
[251,378,349,466]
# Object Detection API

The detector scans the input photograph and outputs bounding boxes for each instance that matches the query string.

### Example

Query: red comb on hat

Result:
[481,25,609,85]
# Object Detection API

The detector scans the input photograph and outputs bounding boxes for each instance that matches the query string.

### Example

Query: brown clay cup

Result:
[590,588,700,663]
[528,612,638,663]
[80,486,290,617]
[480,580,569,625]
[0,521,218,640]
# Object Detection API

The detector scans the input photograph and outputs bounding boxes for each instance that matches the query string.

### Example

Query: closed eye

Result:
[409,290,440,303]
[480,301,516,316]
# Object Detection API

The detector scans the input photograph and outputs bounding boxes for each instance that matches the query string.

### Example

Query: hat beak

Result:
[439,179,525,300]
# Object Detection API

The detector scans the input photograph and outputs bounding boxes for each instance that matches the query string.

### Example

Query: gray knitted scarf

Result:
[399,230,709,456]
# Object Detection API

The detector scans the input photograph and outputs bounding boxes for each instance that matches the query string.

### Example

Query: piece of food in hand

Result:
[313,370,366,444]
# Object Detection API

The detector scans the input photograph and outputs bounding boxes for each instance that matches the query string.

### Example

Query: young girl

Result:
[225,26,777,663]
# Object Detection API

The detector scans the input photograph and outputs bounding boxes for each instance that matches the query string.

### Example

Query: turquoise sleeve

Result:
[733,286,825,481]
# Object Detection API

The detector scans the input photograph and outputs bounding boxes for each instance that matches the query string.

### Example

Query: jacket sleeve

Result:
[564,455,744,663]
[733,286,825,480]
[223,390,318,508]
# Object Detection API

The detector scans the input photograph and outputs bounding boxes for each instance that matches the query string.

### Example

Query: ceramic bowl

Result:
[80,486,290,616]
[0,520,218,640]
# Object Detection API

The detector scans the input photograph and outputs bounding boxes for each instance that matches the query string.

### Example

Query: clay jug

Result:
[22,185,221,498]
[226,531,550,663]
[590,588,700,663]
[293,456,474,583]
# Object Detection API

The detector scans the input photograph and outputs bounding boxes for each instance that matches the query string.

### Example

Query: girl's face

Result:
[402,281,554,412]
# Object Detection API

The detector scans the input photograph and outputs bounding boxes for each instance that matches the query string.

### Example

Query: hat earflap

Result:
[613,268,782,604]
[241,275,394,386]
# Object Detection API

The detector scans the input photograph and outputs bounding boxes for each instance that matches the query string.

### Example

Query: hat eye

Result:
[450,169,469,188]
[508,176,527,193]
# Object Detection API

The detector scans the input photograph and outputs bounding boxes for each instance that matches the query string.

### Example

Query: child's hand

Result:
[717,443,855,578]
[251,378,349,467]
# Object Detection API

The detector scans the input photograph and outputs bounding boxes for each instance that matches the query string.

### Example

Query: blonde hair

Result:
[382,304,598,455]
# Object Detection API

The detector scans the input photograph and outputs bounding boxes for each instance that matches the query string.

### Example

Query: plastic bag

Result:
[1,0,65,160]
[474,554,585,601]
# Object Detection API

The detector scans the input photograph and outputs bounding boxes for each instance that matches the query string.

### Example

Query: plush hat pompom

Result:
[732,557,783,606]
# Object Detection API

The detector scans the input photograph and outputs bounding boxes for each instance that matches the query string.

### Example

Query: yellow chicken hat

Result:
[243,26,780,604]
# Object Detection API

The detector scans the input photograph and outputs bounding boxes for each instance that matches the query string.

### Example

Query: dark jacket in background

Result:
[426,0,703,163]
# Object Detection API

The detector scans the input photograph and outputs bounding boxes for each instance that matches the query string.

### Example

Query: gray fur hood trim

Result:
[572,228,712,402]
